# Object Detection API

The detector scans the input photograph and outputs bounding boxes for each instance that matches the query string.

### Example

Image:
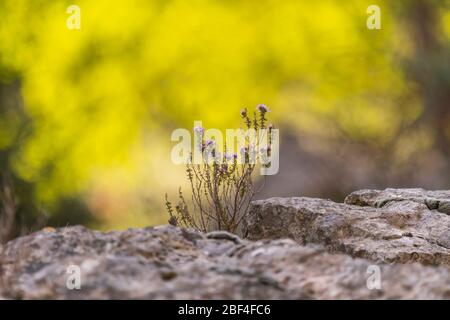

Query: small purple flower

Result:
[224,152,234,161]
[240,108,247,117]
[201,140,215,153]
[205,140,215,147]
[268,123,273,130]
[257,104,270,113]
[194,126,205,136]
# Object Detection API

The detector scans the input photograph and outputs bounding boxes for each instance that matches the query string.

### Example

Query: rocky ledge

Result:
[246,188,450,267]
[0,188,449,299]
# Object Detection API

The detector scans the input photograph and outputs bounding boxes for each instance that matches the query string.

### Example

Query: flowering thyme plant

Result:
[165,105,275,234]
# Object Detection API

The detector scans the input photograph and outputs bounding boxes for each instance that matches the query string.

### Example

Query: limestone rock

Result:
[1,224,449,299]
[345,188,450,214]
[246,189,450,267]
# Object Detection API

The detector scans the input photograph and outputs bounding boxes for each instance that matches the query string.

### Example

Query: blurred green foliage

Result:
[0,0,449,230]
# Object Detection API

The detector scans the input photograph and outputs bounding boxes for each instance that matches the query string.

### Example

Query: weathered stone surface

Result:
[246,189,450,267]
[345,188,450,215]
[1,224,450,299]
